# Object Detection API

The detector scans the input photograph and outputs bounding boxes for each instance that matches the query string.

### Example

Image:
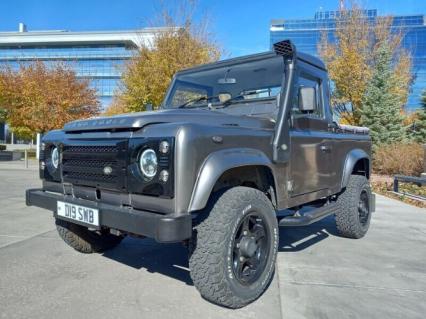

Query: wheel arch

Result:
[341,149,371,189]
[188,148,277,212]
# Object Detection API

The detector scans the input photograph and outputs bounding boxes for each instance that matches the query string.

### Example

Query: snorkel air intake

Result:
[272,40,297,163]
[273,40,296,59]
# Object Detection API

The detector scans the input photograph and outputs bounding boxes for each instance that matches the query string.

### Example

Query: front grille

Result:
[65,145,118,153]
[64,159,116,168]
[61,142,127,190]
[63,171,117,182]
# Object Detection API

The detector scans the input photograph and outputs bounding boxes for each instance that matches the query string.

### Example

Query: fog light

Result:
[159,140,170,154]
[159,170,169,183]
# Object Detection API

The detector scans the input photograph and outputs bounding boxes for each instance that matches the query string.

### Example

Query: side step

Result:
[278,203,339,227]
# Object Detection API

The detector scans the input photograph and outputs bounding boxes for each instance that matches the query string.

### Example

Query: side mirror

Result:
[298,87,316,112]
[145,103,153,111]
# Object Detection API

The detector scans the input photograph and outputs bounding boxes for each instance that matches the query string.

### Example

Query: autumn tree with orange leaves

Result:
[107,0,221,115]
[0,62,100,137]
[318,5,412,125]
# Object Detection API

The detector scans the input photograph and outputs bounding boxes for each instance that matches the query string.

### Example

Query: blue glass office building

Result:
[0,24,168,108]
[270,10,426,111]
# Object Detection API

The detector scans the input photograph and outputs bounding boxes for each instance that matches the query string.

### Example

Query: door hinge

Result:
[287,180,294,193]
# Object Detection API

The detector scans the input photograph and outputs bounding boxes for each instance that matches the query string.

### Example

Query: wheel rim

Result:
[232,212,270,286]
[358,190,370,226]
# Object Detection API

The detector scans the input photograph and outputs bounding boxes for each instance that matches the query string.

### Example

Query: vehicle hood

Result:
[63,109,275,132]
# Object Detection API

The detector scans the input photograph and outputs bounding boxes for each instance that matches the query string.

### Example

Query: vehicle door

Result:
[289,63,333,197]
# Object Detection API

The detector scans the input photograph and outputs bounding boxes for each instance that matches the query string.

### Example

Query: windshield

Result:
[164,55,284,110]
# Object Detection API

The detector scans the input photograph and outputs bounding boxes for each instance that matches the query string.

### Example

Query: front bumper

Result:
[26,188,192,243]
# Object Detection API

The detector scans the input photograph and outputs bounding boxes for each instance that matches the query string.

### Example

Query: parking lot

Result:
[0,160,425,319]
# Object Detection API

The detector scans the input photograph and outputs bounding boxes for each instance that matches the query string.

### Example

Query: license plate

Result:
[57,201,99,226]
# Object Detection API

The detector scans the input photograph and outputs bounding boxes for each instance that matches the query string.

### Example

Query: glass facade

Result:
[0,30,141,109]
[270,10,426,111]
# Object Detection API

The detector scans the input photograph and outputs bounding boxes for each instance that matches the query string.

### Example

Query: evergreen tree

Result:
[410,90,426,143]
[360,44,406,146]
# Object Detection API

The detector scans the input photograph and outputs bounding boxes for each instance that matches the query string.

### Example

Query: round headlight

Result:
[51,147,59,169]
[139,149,158,178]
[159,141,170,154]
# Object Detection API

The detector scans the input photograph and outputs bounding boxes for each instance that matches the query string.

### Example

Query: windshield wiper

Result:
[217,91,260,108]
[178,95,219,109]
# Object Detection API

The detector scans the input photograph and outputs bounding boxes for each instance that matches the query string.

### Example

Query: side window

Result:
[292,73,323,118]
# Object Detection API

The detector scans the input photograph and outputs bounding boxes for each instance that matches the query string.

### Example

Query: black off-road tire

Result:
[335,174,372,239]
[55,218,123,253]
[189,187,279,308]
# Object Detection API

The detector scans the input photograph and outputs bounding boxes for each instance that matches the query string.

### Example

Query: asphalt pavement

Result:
[0,160,425,319]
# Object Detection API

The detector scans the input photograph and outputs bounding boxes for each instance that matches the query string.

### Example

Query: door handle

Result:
[320,145,331,152]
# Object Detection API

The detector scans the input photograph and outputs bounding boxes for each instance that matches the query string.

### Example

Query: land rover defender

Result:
[26,40,375,308]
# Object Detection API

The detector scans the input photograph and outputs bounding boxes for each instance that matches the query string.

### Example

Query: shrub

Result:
[373,143,424,176]
[0,144,6,151]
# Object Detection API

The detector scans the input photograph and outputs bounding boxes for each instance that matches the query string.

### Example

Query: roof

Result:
[177,50,326,74]
[298,51,326,69]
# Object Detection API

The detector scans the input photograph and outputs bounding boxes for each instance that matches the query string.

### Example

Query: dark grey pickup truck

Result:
[26,40,375,308]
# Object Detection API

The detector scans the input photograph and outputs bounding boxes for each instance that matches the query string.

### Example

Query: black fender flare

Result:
[188,148,276,212]
[341,149,370,189]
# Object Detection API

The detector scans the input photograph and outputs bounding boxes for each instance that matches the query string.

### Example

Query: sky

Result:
[0,0,425,57]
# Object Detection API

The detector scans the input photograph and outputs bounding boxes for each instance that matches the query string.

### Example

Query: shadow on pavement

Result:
[102,237,194,286]
[278,215,339,252]
[102,215,339,286]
